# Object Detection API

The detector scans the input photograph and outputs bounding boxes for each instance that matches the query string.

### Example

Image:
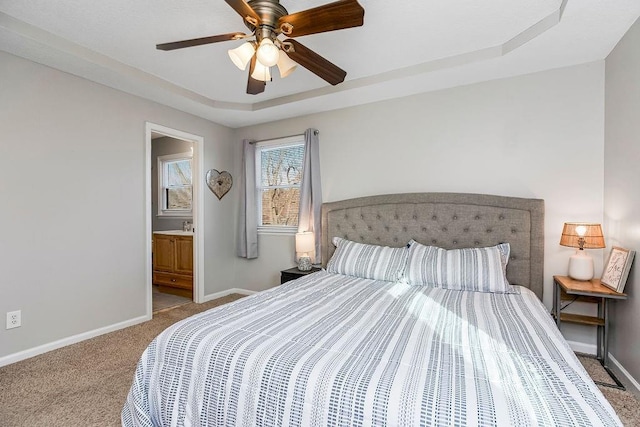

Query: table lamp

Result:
[295,231,314,271]
[559,222,605,281]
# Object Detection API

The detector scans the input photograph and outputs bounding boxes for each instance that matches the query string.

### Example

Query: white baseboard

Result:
[566,340,640,395]
[0,314,151,368]
[566,340,596,355]
[608,354,640,396]
[1,290,255,368]
[202,288,257,302]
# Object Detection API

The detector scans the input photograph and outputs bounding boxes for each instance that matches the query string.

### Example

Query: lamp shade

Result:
[559,223,605,249]
[295,231,315,254]
[256,38,280,67]
[276,51,297,78]
[251,60,271,82]
[227,42,255,71]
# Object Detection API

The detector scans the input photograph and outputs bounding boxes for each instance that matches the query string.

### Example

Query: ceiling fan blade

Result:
[278,0,364,38]
[224,0,261,26]
[247,55,266,95]
[283,39,346,85]
[156,33,246,51]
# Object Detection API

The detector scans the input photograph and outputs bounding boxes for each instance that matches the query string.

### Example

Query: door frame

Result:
[145,122,205,316]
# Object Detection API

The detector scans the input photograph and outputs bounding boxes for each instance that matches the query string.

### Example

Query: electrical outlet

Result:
[6,310,21,329]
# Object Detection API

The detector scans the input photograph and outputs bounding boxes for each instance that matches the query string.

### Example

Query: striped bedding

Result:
[122,271,621,426]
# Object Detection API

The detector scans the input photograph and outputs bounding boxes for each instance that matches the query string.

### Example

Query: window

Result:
[256,136,305,232]
[158,152,192,217]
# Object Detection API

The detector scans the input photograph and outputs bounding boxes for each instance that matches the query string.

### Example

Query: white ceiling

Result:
[1,1,638,127]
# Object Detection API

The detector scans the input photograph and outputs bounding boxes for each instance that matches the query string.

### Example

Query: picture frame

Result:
[601,246,636,293]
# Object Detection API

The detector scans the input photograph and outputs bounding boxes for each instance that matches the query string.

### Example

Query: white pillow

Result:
[405,240,515,293]
[327,237,409,282]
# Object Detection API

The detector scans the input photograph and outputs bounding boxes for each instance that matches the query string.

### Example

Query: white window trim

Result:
[255,135,305,235]
[257,225,298,235]
[157,152,193,218]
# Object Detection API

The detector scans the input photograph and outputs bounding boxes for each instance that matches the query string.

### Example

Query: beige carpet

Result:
[0,294,244,427]
[577,355,640,426]
[0,295,638,426]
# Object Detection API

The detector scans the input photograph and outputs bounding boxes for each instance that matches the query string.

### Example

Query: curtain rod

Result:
[249,129,319,144]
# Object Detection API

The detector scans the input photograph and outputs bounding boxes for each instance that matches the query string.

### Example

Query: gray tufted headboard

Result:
[321,193,545,299]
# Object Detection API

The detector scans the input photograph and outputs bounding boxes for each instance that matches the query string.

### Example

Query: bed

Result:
[122,193,622,426]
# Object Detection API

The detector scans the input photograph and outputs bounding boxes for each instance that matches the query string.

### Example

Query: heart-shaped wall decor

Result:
[206,169,233,200]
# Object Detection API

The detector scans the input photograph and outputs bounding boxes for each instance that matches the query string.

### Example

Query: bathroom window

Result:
[158,153,192,217]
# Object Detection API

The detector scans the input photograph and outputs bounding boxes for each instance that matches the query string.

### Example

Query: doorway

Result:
[145,123,204,316]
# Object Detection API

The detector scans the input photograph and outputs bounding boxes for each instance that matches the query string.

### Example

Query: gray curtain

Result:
[298,129,322,263]
[237,139,258,259]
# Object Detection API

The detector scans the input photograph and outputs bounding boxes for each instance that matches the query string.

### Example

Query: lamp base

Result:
[297,256,312,271]
[568,250,594,281]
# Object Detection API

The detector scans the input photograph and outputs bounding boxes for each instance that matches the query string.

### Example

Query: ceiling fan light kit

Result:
[276,51,297,78]
[251,60,272,82]
[156,0,365,95]
[255,38,280,67]
[228,42,256,70]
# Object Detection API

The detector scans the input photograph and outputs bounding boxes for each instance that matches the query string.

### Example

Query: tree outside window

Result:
[158,153,192,216]
[256,140,305,229]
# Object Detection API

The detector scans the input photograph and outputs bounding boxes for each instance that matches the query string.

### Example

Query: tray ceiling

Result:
[1,0,639,127]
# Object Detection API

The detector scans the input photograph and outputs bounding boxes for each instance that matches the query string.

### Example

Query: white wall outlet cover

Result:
[6,310,21,329]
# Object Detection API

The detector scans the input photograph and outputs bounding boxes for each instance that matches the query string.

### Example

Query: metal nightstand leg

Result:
[594,298,625,390]
[602,298,608,366]
[597,298,604,360]
[554,280,561,327]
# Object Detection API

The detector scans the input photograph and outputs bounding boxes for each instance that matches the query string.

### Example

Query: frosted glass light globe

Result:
[227,42,255,70]
[277,51,298,78]
[256,39,280,67]
[251,60,271,82]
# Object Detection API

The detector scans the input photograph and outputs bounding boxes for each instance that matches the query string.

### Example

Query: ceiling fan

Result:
[156,0,365,95]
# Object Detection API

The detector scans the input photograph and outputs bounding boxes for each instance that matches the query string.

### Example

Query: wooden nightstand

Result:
[552,275,627,388]
[280,266,322,284]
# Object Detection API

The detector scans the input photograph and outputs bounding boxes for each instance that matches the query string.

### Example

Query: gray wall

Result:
[151,136,193,232]
[233,62,607,348]
[604,17,640,388]
[0,51,238,361]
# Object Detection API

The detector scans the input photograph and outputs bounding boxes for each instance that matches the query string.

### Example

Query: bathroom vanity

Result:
[152,231,193,299]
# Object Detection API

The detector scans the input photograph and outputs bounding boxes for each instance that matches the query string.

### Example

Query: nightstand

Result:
[280,266,322,284]
[552,275,627,388]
